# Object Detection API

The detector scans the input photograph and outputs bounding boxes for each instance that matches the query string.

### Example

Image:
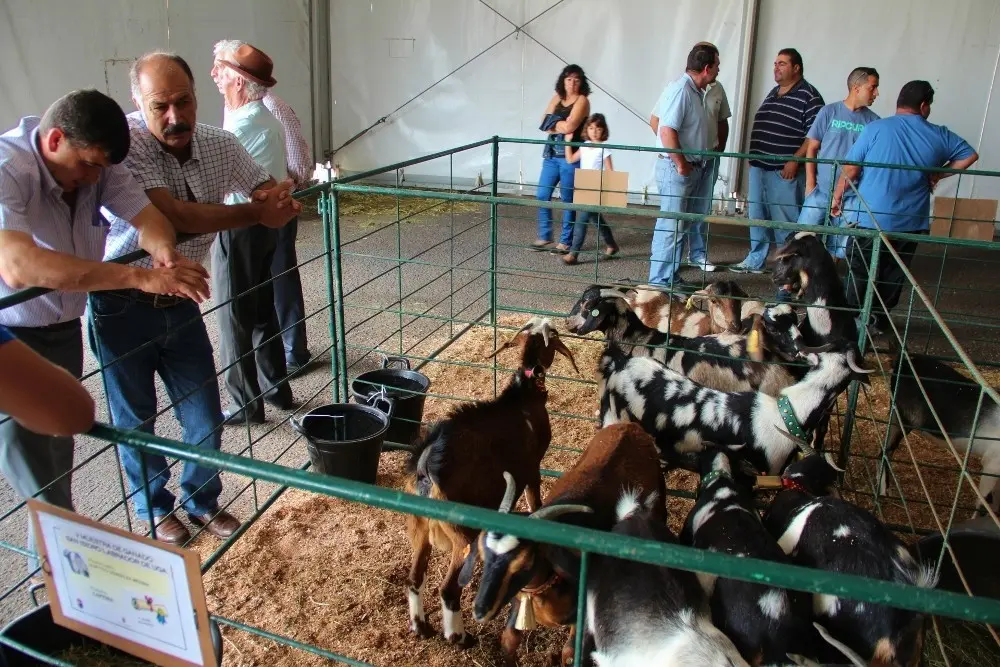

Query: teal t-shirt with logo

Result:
[807,101,880,196]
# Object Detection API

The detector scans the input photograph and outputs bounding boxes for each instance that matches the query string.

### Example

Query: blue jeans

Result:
[742,166,805,269]
[687,156,718,264]
[797,188,859,260]
[570,212,617,253]
[88,293,224,519]
[648,158,709,285]
[536,156,577,245]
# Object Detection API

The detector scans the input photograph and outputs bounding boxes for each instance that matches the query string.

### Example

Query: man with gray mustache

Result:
[89,51,300,545]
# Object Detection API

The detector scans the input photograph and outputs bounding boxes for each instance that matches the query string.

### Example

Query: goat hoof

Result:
[446,632,478,649]
[409,618,434,639]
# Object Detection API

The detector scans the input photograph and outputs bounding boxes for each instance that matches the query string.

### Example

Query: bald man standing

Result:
[90,51,299,545]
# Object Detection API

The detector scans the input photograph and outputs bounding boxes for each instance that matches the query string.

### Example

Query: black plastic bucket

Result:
[351,355,430,448]
[291,400,393,484]
[0,603,223,666]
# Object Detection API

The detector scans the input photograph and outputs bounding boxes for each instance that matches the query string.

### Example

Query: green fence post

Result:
[320,187,341,403]
[573,550,589,666]
[839,232,882,469]
[330,185,350,400]
[490,136,500,397]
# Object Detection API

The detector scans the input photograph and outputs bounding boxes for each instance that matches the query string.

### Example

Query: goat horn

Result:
[529,504,594,521]
[794,340,836,354]
[773,425,813,453]
[813,622,868,667]
[416,445,432,478]
[598,288,627,301]
[846,354,876,375]
[539,319,552,348]
[823,452,847,473]
[498,471,517,513]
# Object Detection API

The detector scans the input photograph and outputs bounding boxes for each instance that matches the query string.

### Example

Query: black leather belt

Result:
[105,289,187,309]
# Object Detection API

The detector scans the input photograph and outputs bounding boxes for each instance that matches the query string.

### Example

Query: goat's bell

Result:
[514,594,537,631]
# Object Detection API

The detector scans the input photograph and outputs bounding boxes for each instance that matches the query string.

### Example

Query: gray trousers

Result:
[271,217,310,365]
[213,225,291,416]
[0,319,82,570]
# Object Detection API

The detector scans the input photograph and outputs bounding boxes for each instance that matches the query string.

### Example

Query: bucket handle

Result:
[381,354,411,370]
[366,386,397,421]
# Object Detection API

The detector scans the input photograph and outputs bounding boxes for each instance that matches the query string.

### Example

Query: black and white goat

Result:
[764,435,937,667]
[584,489,749,667]
[458,422,666,666]
[599,334,874,474]
[404,317,577,646]
[772,232,858,346]
[681,447,813,665]
[878,349,1000,515]
[566,285,800,398]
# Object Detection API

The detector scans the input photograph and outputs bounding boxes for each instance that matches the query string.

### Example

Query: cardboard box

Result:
[572,169,629,209]
[930,197,997,241]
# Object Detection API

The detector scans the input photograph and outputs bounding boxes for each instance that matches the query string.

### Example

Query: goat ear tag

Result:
[590,308,600,317]
[685,295,695,310]
[747,329,760,355]
[755,475,782,490]
[462,544,471,558]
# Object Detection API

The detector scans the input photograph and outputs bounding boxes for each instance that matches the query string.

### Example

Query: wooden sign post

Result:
[27,500,217,667]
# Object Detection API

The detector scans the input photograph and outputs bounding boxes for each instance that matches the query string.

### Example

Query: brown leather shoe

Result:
[187,509,241,539]
[147,514,190,545]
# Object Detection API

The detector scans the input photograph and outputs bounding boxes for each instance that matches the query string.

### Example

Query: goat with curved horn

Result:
[847,354,876,375]
[529,504,594,521]
[773,425,812,453]
[497,471,518,513]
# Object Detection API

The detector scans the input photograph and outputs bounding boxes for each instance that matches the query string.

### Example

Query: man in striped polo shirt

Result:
[731,48,824,273]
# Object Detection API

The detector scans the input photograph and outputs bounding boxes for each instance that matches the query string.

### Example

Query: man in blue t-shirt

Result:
[831,80,979,333]
[798,67,881,258]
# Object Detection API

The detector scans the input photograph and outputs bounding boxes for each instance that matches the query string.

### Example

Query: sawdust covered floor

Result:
[201,315,999,665]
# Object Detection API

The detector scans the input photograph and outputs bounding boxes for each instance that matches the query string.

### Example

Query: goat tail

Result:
[615,485,659,522]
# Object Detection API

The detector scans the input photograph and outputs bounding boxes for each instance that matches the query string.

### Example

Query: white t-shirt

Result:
[579,144,611,170]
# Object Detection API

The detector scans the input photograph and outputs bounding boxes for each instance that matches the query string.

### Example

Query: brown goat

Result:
[458,422,666,666]
[691,280,767,335]
[624,284,713,337]
[404,317,577,647]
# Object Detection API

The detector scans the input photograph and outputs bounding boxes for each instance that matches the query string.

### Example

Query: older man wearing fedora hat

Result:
[210,43,297,426]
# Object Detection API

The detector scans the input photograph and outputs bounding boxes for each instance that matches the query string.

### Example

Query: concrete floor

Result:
[0,200,995,627]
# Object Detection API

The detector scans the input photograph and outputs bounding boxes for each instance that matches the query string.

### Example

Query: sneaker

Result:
[727,262,765,274]
[691,259,717,272]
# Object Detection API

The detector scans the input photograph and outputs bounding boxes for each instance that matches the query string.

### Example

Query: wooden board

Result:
[572,168,629,209]
[930,197,997,241]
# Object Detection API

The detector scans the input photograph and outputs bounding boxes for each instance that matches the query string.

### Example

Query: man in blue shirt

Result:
[831,80,979,332]
[798,67,881,258]
[648,43,718,290]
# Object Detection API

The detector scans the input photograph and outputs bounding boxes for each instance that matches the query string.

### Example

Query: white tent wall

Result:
[748,0,1000,203]
[329,0,749,197]
[331,0,1000,214]
[0,0,312,151]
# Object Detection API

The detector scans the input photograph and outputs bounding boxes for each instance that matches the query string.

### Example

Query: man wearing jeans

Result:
[91,52,299,545]
[651,41,730,273]
[732,48,823,274]
[648,43,718,290]
[0,89,209,566]
[832,80,978,334]
[798,67,880,259]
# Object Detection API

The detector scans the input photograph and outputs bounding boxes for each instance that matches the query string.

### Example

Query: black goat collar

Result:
[699,468,731,490]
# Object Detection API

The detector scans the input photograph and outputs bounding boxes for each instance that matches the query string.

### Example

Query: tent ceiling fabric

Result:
[331,0,1000,201]
[0,0,312,152]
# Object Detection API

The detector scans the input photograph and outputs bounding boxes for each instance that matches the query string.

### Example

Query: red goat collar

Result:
[782,477,810,494]
[523,570,561,596]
